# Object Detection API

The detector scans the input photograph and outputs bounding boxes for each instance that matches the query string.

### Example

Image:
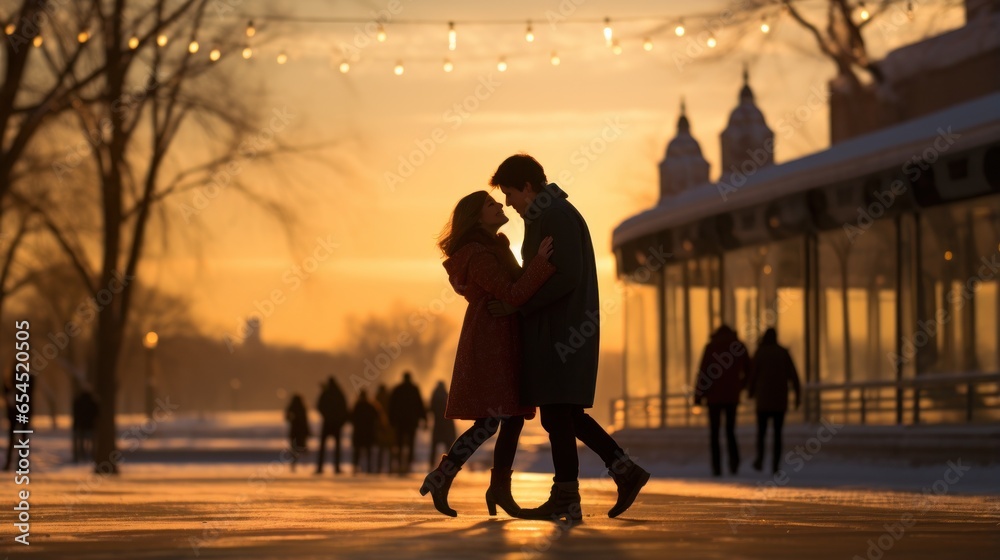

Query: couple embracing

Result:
[419,154,649,522]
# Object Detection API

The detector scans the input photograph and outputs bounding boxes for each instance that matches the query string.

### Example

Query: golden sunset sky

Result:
[139,0,962,361]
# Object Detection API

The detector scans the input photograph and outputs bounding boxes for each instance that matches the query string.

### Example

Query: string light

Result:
[603,17,613,46]
[32,34,42,47]
[906,1,915,19]
[525,20,534,42]
[707,33,717,48]
[550,51,560,66]
[443,58,453,72]
[128,35,139,49]
[643,37,653,51]
[246,19,256,38]
[242,46,253,59]
[77,28,90,43]
[156,33,168,47]
[209,47,221,61]
[675,19,685,37]
[4,23,15,35]
[339,60,350,73]
[611,39,622,55]
[377,22,386,42]
[188,40,199,53]
[497,56,507,72]
[276,51,288,64]
[447,21,456,51]
[761,16,770,34]
[859,2,870,21]
[394,60,404,75]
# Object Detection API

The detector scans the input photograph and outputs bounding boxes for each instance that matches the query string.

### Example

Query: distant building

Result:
[611,3,1000,429]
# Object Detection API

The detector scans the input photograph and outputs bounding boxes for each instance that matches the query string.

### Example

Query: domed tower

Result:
[720,67,774,180]
[659,99,710,200]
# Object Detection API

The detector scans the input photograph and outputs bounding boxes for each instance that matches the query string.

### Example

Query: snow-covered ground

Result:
[6,411,997,559]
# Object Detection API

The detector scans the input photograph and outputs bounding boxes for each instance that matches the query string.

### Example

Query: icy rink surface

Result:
[5,411,998,559]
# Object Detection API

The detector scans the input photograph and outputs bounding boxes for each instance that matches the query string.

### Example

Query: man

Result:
[489,153,649,521]
[388,372,426,474]
[315,376,348,474]
[72,387,99,463]
[694,324,751,477]
[747,328,801,474]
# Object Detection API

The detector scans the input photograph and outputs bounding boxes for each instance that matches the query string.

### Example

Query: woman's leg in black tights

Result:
[492,416,524,471]
[444,417,500,467]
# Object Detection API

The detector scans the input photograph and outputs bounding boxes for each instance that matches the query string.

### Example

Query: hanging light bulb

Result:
[447,21,456,51]
[209,47,221,61]
[860,2,870,21]
[276,51,288,64]
[443,58,453,72]
[603,17,613,46]
[906,1,915,19]
[32,34,43,47]
[643,37,653,51]
[77,28,90,43]
[242,46,253,59]
[675,20,685,37]
[156,33,168,47]
[246,19,255,38]
[339,60,350,73]
[4,23,15,35]
[497,56,507,72]
[761,16,770,34]
[525,21,534,42]
[394,60,404,75]
[611,39,622,55]
[707,33,717,48]
[376,22,386,42]
[128,35,139,49]
[188,40,199,53]
[550,51,560,66]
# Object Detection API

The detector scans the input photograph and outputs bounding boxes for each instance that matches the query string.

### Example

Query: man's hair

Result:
[489,153,547,192]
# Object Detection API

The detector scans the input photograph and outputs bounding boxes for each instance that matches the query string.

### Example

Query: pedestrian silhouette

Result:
[427,381,456,470]
[284,394,310,472]
[72,387,99,463]
[315,376,348,475]
[388,372,426,474]
[374,384,396,473]
[748,328,802,474]
[694,324,751,476]
[4,360,33,472]
[350,388,382,474]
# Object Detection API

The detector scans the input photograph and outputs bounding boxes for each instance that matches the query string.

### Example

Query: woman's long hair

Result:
[438,190,492,257]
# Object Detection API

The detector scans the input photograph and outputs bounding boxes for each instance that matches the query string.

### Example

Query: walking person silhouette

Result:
[315,376,348,474]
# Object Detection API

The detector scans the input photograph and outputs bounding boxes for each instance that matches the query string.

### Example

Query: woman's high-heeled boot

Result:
[420,455,460,517]
[485,468,520,517]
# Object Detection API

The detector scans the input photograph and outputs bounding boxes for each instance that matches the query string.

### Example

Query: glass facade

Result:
[617,193,1000,429]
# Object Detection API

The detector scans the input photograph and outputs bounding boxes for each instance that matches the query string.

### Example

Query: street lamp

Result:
[143,331,158,418]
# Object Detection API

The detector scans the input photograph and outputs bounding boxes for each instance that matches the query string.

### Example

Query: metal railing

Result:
[612,372,1000,430]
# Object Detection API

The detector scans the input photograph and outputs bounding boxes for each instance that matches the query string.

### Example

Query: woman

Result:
[284,393,310,472]
[420,190,555,517]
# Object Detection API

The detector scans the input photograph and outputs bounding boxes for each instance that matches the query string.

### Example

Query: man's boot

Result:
[516,480,582,522]
[607,454,650,518]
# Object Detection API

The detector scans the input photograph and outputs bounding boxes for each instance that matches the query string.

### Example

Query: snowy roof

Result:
[612,91,1000,249]
[880,11,1000,84]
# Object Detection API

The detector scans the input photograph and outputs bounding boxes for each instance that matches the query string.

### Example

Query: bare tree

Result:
[5,0,318,474]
